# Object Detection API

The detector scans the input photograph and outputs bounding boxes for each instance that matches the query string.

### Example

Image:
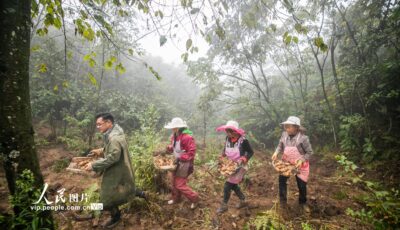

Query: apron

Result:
[225,137,247,184]
[281,134,310,182]
[173,139,192,178]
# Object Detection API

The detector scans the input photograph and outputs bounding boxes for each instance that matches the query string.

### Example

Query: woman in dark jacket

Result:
[216,120,254,213]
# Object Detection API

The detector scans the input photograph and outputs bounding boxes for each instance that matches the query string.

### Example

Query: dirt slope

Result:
[0,129,368,230]
[40,147,367,230]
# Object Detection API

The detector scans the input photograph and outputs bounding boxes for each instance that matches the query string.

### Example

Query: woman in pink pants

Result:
[164,117,199,210]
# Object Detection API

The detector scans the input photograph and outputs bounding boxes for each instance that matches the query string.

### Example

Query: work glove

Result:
[166,144,173,153]
[295,159,304,168]
[88,148,102,157]
[238,156,248,166]
[271,152,278,161]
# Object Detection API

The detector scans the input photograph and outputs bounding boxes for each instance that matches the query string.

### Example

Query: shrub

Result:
[336,154,400,229]
[0,169,54,229]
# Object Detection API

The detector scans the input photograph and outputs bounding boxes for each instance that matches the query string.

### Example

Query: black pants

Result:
[106,206,121,220]
[223,181,245,203]
[103,189,145,220]
[279,175,307,204]
[135,189,145,198]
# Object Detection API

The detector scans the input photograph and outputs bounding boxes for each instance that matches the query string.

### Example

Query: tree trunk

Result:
[0,0,54,227]
[202,109,206,162]
[330,23,347,114]
[309,40,338,147]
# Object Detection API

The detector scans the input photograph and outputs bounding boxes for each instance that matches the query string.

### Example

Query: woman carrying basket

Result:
[216,120,254,214]
[164,117,199,210]
[272,116,313,213]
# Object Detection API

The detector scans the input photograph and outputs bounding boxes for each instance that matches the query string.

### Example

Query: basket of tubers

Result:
[153,155,176,171]
[66,157,96,174]
[218,158,239,177]
[272,160,298,177]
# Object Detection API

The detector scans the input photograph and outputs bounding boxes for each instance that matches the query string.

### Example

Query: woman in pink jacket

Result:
[165,117,199,209]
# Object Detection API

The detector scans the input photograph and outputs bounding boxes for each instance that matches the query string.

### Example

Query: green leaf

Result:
[295,23,302,33]
[89,59,96,67]
[112,0,121,6]
[128,49,134,56]
[283,31,289,38]
[83,54,91,61]
[155,10,164,19]
[190,46,199,53]
[46,5,54,14]
[87,72,97,86]
[142,5,149,13]
[36,28,48,36]
[44,14,54,27]
[116,63,126,74]
[83,28,95,41]
[365,181,375,188]
[67,51,73,59]
[148,66,161,80]
[284,35,292,45]
[352,177,361,183]
[62,81,69,88]
[31,45,41,52]
[32,216,38,229]
[32,0,39,17]
[38,63,47,73]
[94,14,109,27]
[186,38,192,50]
[104,60,113,70]
[118,9,128,17]
[80,10,88,20]
[160,35,167,46]
[205,34,212,43]
[53,85,59,92]
[104,56,116,69]
[314,37,328,52]
[180,0,187,7]
[149,66,161,80]
[53,17,62,29]
[181,52,188,62]
[314,37,323,46]
[292,36,299,44]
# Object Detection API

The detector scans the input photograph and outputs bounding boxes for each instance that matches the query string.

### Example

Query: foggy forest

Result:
[0,0,399,229]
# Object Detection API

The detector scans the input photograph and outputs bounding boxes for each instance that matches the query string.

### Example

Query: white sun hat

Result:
[164,117,188,129]
[280,116,301,126]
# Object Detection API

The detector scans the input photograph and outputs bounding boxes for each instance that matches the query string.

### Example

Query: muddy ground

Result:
[0,128,372,229]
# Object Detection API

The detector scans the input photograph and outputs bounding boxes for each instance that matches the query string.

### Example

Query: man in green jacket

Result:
[84,113,136,228]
